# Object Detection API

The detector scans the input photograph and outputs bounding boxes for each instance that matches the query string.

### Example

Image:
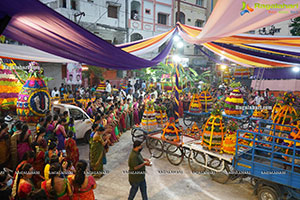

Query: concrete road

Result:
[77,129,257,200]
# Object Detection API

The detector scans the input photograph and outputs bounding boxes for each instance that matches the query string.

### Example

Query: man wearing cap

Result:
[128,141,151,200]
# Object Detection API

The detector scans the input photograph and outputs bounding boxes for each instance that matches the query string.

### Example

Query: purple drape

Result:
[0,0,173,69]
[254,68,300,79]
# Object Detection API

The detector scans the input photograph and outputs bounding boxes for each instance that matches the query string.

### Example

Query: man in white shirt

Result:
[127,90,134,103]
[106,80,112,94]
[51,87,60,97]
[254,92,264,105]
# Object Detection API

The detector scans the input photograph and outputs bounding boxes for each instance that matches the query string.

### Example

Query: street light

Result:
[176,41,184,48]
[220,64,227,70]
[292,66,300,73]
[173,35,180,42]
[173,55,181,63]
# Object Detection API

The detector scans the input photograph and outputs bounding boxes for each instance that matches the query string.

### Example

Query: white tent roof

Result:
[0,43,76,63]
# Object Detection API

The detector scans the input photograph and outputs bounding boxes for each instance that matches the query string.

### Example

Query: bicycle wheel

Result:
[147,138,164,159]
[188,150,206,174]
[208,158,231,184]
[166,144,184,166]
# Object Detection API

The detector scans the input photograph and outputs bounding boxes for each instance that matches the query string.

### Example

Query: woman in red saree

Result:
[17,125,32,163]
[68,160,97,200]
[41,163,73,200]
[15,163,35,200]
[64,131,79,167]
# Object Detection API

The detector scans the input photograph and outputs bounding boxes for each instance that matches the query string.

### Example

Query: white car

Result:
[52,104,93,143]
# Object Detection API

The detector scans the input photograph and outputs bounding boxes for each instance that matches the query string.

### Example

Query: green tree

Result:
[290,17,300,36]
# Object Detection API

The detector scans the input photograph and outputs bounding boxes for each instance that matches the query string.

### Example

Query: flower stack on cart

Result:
[199,85,213,112]
[155,104,168,129]
[201,103,225,151]
[141,101,158,132]
[161,117,182,142]
[188,88,202,113]
[222,120,238,155]
[224,82,243,116]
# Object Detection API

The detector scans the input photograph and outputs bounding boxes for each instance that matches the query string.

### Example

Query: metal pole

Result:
[125,0,129,42]
[177,0,181,22]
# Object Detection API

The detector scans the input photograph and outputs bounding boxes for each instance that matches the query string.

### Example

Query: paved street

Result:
[78,129,257,200]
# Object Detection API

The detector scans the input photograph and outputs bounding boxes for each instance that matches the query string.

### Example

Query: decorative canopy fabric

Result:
[178,23,300,68]
[0,43,76,63]
[179,0,300,45]
[0,0,300,69]
[0,0,174,70]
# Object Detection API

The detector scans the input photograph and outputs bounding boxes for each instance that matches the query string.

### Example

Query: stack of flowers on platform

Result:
[271,92,298,137]
[141,101,158,132]
[95,81,105,95]
[201,103,225,151]
[252,105,269,119]
[199,91,213,112]
[16,62,51,123]
[185,122,201,139]
[224,82,243,116]
[155,104,168,129]
[233,67,250,79]
[188,88,202,113]
[0,63,22,111]
[282,121,300,164]
[161,117,182,142]
[222,120,238,155]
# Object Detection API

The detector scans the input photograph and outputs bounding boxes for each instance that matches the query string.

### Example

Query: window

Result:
[195,20,204,27]
[131,1,141,20]
[158,13,168,25]
[188,18,191,22]
[196,0,204,6]
[145,9,151,14]
[108,5,118,18]
[69,108,87,120]
[130,33,143,42]
[194,46,202,55]
[61,0,67,8]
[71,0,77,10]
[176,12,185,24]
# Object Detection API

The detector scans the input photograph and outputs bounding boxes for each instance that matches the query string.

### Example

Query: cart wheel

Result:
[188,150,206,174]
[147,138,164,159]
[209,158,231,184]
[183,115,193,127]
[131,129,145,142]
[257,186,279,200]
[183,147,191,159]
[166,144,184,166]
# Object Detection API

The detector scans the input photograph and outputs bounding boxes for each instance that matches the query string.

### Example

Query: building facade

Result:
[173,0,210,70]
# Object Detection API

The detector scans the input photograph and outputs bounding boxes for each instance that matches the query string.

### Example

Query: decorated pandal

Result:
[16,62,51,123]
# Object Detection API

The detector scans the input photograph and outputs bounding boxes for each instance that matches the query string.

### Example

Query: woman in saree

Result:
[43,115,54,141]
[107,108,118,143]
[68,160,97,200]
[33,139,47,177]
[119,101,126,132]
[133,98,140,125]
[41,163,73,200]
[55,119,68,151]
[0,123,10,169]
[90,127,110,178]
[124,99,131,130]
[113,104,120,139]
[15,163,35,200]
[65,131,79,167]
[17,124,32,163]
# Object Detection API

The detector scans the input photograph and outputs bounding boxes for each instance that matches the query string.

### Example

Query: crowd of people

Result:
[0,77,277,200]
